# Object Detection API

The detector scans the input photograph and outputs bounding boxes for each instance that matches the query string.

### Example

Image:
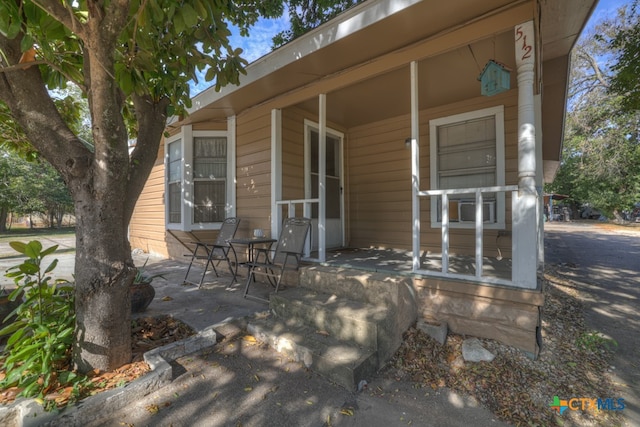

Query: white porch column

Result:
[270,109,282,239]
[534,95,545,272]
[318,94,327,262]
[513,21,538,289]
[228,115,237,218]
[410,61,421,271]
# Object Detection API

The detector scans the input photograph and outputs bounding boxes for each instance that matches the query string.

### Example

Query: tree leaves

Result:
[608,0,640,112]
[272,0,362,47]
[1,0,284,118]
[549,3,640,216]
[0,1,21,39]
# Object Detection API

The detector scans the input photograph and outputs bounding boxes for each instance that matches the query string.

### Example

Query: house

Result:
[130,0,597,361]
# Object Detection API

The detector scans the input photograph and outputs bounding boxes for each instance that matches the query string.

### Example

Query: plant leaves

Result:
[8,241,26,255]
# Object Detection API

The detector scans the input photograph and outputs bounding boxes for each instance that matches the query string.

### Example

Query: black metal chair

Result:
[183,217,240,287]
[243,217,311,300]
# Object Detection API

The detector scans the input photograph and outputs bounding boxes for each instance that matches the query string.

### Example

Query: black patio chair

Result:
[183,217,241,287]
[243,217,311,300]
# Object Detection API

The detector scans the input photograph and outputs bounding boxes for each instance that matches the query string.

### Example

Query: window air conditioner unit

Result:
[459,201,495,223]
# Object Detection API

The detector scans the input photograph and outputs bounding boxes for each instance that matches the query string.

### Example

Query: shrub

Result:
[0,241,87,409]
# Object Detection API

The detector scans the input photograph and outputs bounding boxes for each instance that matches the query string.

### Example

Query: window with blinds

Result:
[436,116,496,191]
[167,139,182,224]
[193,136,227,223]
[165,126,233,231]
[429,106,505,227]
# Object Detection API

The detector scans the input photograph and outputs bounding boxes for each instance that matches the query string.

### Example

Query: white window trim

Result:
[429,105,505,229]
[165,122,236,231]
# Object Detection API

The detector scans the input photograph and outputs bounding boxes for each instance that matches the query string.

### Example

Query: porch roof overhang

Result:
[171,0,597,181]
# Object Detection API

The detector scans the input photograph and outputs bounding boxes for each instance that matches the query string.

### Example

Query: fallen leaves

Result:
[0,315,195,409]
[131,315,195,362]
[383,266,623,427]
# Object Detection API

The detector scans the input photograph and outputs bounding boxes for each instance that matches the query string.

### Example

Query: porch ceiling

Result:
[179,0,597,170]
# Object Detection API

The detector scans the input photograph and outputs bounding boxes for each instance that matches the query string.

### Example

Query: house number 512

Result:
[515,23,533,62]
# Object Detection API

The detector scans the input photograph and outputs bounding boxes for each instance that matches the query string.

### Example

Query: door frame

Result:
[303,119,345,249]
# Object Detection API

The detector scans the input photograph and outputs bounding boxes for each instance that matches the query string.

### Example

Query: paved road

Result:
[545,221,640,427]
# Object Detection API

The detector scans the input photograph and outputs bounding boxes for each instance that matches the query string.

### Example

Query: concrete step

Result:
[270,287,386,350]
[298,265,418,365]
[247,315,377,391]
[299,265,411,306]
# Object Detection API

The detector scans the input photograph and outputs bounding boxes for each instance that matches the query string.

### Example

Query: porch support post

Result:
[534,95,545,273]
[513,21,538,289]
[271,109,282,239]
[228,115,237,218]
[318,94,327,262]
[410,61,421,272]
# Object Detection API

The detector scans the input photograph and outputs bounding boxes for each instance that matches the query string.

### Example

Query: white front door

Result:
[305,122,344,249]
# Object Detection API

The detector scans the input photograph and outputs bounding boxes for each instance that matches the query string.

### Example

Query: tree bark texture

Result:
[0,2,168,372]
[0,206,7,232]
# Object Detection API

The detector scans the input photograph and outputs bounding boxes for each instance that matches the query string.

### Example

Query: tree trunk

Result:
[72,184,134,372]
[0,206,7,232]
[0,4,167,374]
[56,206,64,228]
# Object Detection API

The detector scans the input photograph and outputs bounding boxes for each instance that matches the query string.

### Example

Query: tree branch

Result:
[32,0,87,41]
[124,93,169,221]
[576,50,610,89]
[0,33,91,182]
[0,57,88,93]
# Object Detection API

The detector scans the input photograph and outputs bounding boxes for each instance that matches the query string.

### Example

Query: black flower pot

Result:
[130,282,156,313]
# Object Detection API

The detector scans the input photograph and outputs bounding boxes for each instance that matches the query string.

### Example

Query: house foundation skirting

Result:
[413,276,543,358]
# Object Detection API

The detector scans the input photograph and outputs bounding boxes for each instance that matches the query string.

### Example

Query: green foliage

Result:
[576,331,618,352]
[133,258,166,284]
[0,149,73,224]
[0,87,90,158]
[273,0,364,47]
[0,241,86,410]
[550,6,640,216]
[549,96,640,216]
[0,0,284,118]
[609,0,640,112]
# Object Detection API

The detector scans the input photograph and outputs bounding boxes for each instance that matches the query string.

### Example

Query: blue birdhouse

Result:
[478,60,511,96]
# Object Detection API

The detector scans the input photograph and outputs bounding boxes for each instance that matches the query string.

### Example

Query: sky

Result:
[587,0,633,31]
[192,0,634,95]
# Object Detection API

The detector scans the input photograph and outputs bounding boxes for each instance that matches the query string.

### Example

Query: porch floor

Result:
[312,247,512,282]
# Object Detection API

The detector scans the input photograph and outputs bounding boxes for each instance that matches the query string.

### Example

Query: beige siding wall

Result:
[346,89,517,257]
[129,121,228,259]
[281,108,306,202]
[130,144,168,257]
[131,89,518,260]
[235,109,272,238]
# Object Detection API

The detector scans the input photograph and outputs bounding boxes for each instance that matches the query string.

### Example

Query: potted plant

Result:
[130,259,165,313]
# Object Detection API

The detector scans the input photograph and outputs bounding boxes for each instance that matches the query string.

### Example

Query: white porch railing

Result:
[416,185,518,286]
[275,198,318,259]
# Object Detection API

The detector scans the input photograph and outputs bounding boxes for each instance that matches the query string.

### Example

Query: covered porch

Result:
[128,0,596,370]
[319,246,511,282]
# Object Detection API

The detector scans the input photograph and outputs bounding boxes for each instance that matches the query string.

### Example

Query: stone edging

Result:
[0,325,218,427]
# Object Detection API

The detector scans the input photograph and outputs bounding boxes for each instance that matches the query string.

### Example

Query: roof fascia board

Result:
[239,2,532,113]
[187,0,422,115]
